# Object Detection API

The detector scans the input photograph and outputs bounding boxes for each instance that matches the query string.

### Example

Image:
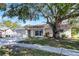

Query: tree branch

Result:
[62,13,79,20]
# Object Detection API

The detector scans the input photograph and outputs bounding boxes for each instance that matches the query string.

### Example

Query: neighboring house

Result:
[0,26,14,37]
[5,29,14,37]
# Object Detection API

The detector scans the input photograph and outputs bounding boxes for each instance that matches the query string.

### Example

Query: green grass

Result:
[0,46,61,56]
[60,40,79,50]
[18,37,79,50]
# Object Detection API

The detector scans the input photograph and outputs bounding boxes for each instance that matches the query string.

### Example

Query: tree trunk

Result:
[46,16,62,39]
[50,23,59,39]
[49,17,62,39]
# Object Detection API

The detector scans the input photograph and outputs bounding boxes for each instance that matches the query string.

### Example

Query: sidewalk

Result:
[14,43,79,56]
[0,37,79,56]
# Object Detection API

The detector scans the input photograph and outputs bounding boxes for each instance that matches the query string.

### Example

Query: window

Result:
[35,29,43,36]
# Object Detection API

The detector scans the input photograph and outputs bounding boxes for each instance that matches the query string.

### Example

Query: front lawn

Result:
[0,45,61,56]
[18,37,79,50]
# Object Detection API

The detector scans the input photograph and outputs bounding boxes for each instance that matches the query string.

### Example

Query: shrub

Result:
[62,34,67,39]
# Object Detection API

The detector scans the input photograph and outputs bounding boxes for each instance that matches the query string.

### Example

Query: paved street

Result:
[0,36,24,45]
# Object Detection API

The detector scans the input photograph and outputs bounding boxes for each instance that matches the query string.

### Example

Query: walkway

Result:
[14,43,79,56]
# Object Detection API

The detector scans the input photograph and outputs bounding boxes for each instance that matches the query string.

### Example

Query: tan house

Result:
[24,20,72,39]
[24,24,53,38]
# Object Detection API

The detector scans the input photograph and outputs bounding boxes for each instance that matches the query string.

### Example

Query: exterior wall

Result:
[14,28,27,38]
[31,29,34,37]
[45,28,53,37]
[24,30,28,38]
[44,24,53,37]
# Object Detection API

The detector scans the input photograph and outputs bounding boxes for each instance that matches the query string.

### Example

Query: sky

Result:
[0,11,46,26]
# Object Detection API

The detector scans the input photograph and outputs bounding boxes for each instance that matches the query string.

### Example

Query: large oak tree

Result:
[2,3,79,39]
